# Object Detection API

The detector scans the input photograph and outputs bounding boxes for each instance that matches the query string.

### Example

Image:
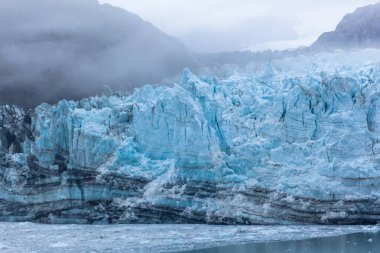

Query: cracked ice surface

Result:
[2,49,380,224]
[0,223,379,253]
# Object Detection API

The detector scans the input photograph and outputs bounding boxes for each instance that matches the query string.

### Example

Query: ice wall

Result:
[1,50,380,224]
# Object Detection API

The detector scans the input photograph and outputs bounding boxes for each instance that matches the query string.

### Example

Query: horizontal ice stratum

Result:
[1,50,380,224]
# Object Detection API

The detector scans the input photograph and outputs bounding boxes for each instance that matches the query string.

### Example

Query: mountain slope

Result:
[313,2,380,49]
[200,2,380,68]
[0,0,198,108]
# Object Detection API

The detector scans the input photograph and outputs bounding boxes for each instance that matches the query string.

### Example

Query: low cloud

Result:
[102,0,380,52]
[180,18,299,53]
[0,0,197,108]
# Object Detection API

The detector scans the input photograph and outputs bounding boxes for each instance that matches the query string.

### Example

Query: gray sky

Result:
[99,0,379,53]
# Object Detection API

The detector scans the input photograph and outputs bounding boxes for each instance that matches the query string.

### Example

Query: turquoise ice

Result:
[1,50,380,224]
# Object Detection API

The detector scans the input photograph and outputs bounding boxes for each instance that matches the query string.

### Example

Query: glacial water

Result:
[0,223,378,252]
[184,231,380,253]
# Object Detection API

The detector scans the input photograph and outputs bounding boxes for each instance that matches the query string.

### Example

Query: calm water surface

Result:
[1,223,378,252]
[184,232,379,253]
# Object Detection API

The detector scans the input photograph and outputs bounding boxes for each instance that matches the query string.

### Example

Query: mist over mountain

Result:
[0,0,198,108]
[313,2,380,49]
[2,1,380,108]
[200,2,380,69]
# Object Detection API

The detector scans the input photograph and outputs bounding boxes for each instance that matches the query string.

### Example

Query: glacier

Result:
[1,50,380,224]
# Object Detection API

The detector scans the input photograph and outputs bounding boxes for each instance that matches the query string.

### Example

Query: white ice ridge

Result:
[1,49,380,224]
[0,223,378,253]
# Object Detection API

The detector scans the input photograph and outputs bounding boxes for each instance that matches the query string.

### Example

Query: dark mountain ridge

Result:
[313,2,380,49]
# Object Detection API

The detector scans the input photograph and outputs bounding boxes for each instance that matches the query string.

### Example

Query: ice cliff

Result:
[1,50,380,224]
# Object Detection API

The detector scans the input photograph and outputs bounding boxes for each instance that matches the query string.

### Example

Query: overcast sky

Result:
[99,0,379,53]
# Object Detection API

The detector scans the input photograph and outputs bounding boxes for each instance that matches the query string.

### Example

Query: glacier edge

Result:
[1,50,380,224]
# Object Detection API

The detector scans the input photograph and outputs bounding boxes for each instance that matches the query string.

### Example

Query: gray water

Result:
[184,232,379,253]
[1,223,378,252]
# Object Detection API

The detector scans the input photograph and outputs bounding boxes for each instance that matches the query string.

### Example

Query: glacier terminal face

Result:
[1,50,380,224]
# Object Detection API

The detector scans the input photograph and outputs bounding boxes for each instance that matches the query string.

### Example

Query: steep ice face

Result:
[1,50,380,224]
